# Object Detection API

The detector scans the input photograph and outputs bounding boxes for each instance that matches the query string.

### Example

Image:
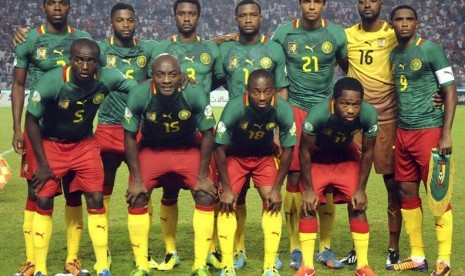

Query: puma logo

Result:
[271,231,280,237]
[76,226,83,230]
[253,123,263,130]
[387,209,397,217]
[160,217,168,222]
[53,49,64,56]
[184,56,195,63]
[96,224,106,231]
[24,230,31,235]
[245,59,254,66]
[35,232,45,239]
[364,41,372,47]
[162,113,172,119]
[398,63,406,70]
[122,58,132,65]
[435,223,444,228]
[305,45,315,52]
[131,243,141,248]
[219,235,228,240]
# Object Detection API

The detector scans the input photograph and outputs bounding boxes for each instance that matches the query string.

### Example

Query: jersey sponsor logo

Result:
[322,42,333,54]
[93,93,105,105]
[229,56,238,69]
[146,112,156,122]
[245,58,254,67]
[178,109,192,120]
[136,56,147,68]
[106,55,117,68]
[53,49,64,56]
[240,121,249,130]
[217,121,226,138]
[378,38,386,48]
[184,56,195,63]
[58,100,70,109]
[260,57,272,69]
[204,105,214,119]
[32,91,41,104]
[201,53,211,65]
[36,47,47,60]
[304,45,316,52]
[288,42,297,54]
[266,122,277,131]
[290,122,297,136]
[410,59,422,71]
[303,122,313,132]
[124,107,133,123]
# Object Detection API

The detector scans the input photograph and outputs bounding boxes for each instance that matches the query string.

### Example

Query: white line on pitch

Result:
[0,148,14,157]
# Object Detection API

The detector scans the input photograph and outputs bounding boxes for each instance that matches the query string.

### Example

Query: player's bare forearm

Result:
[11,68,27,132]
[357,136,376,191]
[124,130,143,182]
[214,144,231,191]
[439,84,457,155]
[277,87,289,100]
[299,134,315,191]
[25,112,47,166]
[273,146,293,190]
[198,129,215,179]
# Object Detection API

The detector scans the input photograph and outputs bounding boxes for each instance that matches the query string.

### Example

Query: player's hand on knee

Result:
[219,187,236,214]
[126,180,148,207]
[265,188,282,214]
[301,190,319,216]
[32,164,56,194]
[194,177,217,198]
[351,189,368,212]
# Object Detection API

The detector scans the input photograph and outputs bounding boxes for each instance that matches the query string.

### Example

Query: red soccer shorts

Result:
[30,137,104,197]
[20,131,35,179]
[226,155,279,194]
[138,147,215,190]
[300,144,361,204]
[395,127,442,183]
[95,124,142,154]
[289,105,308,171]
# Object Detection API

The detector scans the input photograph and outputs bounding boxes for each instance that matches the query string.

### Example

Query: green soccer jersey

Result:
[390,37,455,130]
[302,99,378,150]
[98,37,159,125]
[123,80,216,149]
[219,34,289,99]
[272,19,347,110]
[149,35,224,93]
[14,24,91,91]
[27,66,137,141]
[216,93,297,156]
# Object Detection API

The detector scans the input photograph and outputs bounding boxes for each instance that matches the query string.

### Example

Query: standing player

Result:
[388,5,457,275]
[271,0,347,269]
[25,38,136,276]
[148,0,224,271]
[215,69,296,276]
[124,54,217,276]
[296,77,377,276]
[94,2,159,269]
[343,0,401,267]
[11,1,91,274]
[217,0,289,268]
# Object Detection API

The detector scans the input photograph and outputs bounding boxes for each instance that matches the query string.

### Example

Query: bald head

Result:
[70,38,100,59]
[152,54,182,97]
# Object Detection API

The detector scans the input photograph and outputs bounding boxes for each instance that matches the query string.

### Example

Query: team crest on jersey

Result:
[137,56,147,68]
[146,112,156,122]
[32,91,41,104]
[229,56,238,69]
[260,57,272,69]
[290,122,297,136]
[303,122,313,132]
[204,105,213,119]
[266,122,277,131]
[124,107,133,123]
[201,53,211,65]
[36,47,47,60]
[58,100,69,109]
[240,121,249,130]
[322,42,333,54]
[378,38,386,48]
[288,42,297,54]
[410,59,422,71]
[106,55,117,68]
[93,93,105,104]
[217,121,226,138]
[179,109,191,120]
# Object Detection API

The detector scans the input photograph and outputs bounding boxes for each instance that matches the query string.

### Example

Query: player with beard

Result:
[271,0,347,270]
[216,0,289,270]
[148,0,224,271]
[11,1,91,275]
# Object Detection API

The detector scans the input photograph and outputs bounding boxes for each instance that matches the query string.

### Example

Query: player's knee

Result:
[65,191,82,206]
[36,196,53,211]
[84,192,104,210]
[193,191,214,206]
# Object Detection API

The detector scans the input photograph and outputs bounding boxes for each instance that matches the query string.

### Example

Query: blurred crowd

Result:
[1,0,464,89]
